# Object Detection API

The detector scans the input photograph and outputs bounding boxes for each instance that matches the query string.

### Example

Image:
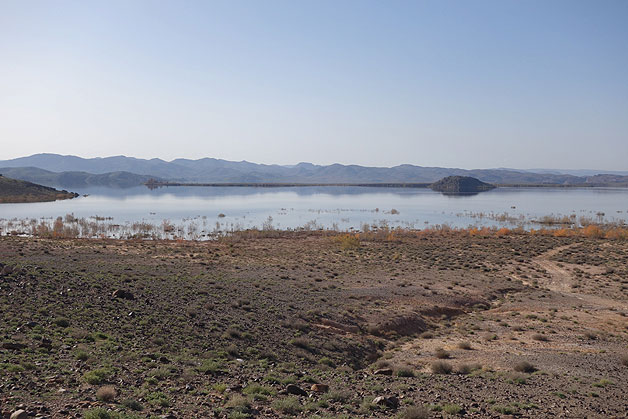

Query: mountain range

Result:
[1,153,627,188]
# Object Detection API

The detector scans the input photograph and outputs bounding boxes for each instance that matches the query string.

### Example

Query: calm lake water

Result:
[1,186,627,238]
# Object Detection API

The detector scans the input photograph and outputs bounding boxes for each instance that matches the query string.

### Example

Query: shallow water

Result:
[1,186,627,238]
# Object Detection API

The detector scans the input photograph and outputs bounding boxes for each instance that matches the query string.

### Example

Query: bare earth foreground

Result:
[1,233,627,418]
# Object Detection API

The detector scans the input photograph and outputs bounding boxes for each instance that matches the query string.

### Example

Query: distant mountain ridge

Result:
[0,154,627,187]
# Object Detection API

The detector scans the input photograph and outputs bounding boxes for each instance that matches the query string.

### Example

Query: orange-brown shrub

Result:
[582,225,604,238]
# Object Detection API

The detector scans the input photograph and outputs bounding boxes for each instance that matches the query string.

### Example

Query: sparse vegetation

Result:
[431,361,453,374]
[1,231,627,417]
[514,361,536,373]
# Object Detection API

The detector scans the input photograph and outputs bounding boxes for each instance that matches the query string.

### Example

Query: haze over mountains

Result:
[1,154,627,188]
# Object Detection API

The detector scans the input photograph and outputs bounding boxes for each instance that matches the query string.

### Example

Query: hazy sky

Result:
[1,1,627,169]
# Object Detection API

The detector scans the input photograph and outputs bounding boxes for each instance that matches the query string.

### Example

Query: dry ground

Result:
[1,232,627,418]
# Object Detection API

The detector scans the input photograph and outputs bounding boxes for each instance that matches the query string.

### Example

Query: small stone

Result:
[286,384,307,396]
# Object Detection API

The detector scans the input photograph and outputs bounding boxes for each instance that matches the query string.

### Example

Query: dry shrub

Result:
[553,228,572,238]
[531,333,549,342]
[96,385,117,402]
[334,233,360,249]
[400,406,430,419]
[495,227,510,236]
[583,331,597,340]
[434,348,450,359]
[583,225,604,238]
[457,341,472,350]
[605,228,628,240]
[513,361,536,373]
[430,361,452,374]
[456,363,481,375]
[621,354,628,367]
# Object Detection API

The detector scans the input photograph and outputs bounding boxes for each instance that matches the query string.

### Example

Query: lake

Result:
[1,186,627,239]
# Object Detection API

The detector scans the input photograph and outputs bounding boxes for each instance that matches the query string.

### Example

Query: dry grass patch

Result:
[96,385,117,402]
[431,361,452,374]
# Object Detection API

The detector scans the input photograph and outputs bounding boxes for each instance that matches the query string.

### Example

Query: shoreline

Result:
[144,181,628,189]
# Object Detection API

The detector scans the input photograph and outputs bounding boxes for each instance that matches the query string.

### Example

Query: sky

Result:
[1,0,627,170]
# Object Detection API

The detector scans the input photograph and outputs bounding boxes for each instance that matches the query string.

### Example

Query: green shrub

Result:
[83,368,111,385]
[272,396,302,415]
[146,391,170,407]
[443,404,462,415]
[55,318,70,327]
[198,359,224,374]
[83,408,141,419]
[395,367,415,377]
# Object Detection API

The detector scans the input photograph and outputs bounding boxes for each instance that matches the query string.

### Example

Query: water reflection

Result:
[0,186,627,238]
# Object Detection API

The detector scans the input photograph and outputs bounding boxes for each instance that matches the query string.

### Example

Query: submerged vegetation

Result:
[0,211,627,241]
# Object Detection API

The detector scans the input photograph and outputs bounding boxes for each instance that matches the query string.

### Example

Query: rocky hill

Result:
[0,167,160,189]
[0,175,78,203]
[430,176,496,194]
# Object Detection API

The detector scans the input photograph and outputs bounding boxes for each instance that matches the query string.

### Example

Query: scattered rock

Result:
[39,338,52,350]
[372,395,399,408]
[1,265,14,276]
[11,410,28,419]
[286,384,308,396]
[2,342,27,351]
[374,368,393,376]
[311,383,329,393]
[112,289,135,300]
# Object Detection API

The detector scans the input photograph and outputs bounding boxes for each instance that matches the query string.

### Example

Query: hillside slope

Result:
[0,167,160,188]
[0,175,78,203]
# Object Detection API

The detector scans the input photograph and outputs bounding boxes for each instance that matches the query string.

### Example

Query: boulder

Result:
[10,410,28,419]
[311,383,329,393]
[373,396,399,408]
[373,368,393,376]
[286,384,307,396]
[112,289,135,300]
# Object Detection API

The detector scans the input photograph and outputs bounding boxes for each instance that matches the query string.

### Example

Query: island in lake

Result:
[430,176,496,194]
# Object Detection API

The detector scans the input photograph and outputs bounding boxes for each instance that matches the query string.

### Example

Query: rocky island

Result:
[430,175,496,194]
